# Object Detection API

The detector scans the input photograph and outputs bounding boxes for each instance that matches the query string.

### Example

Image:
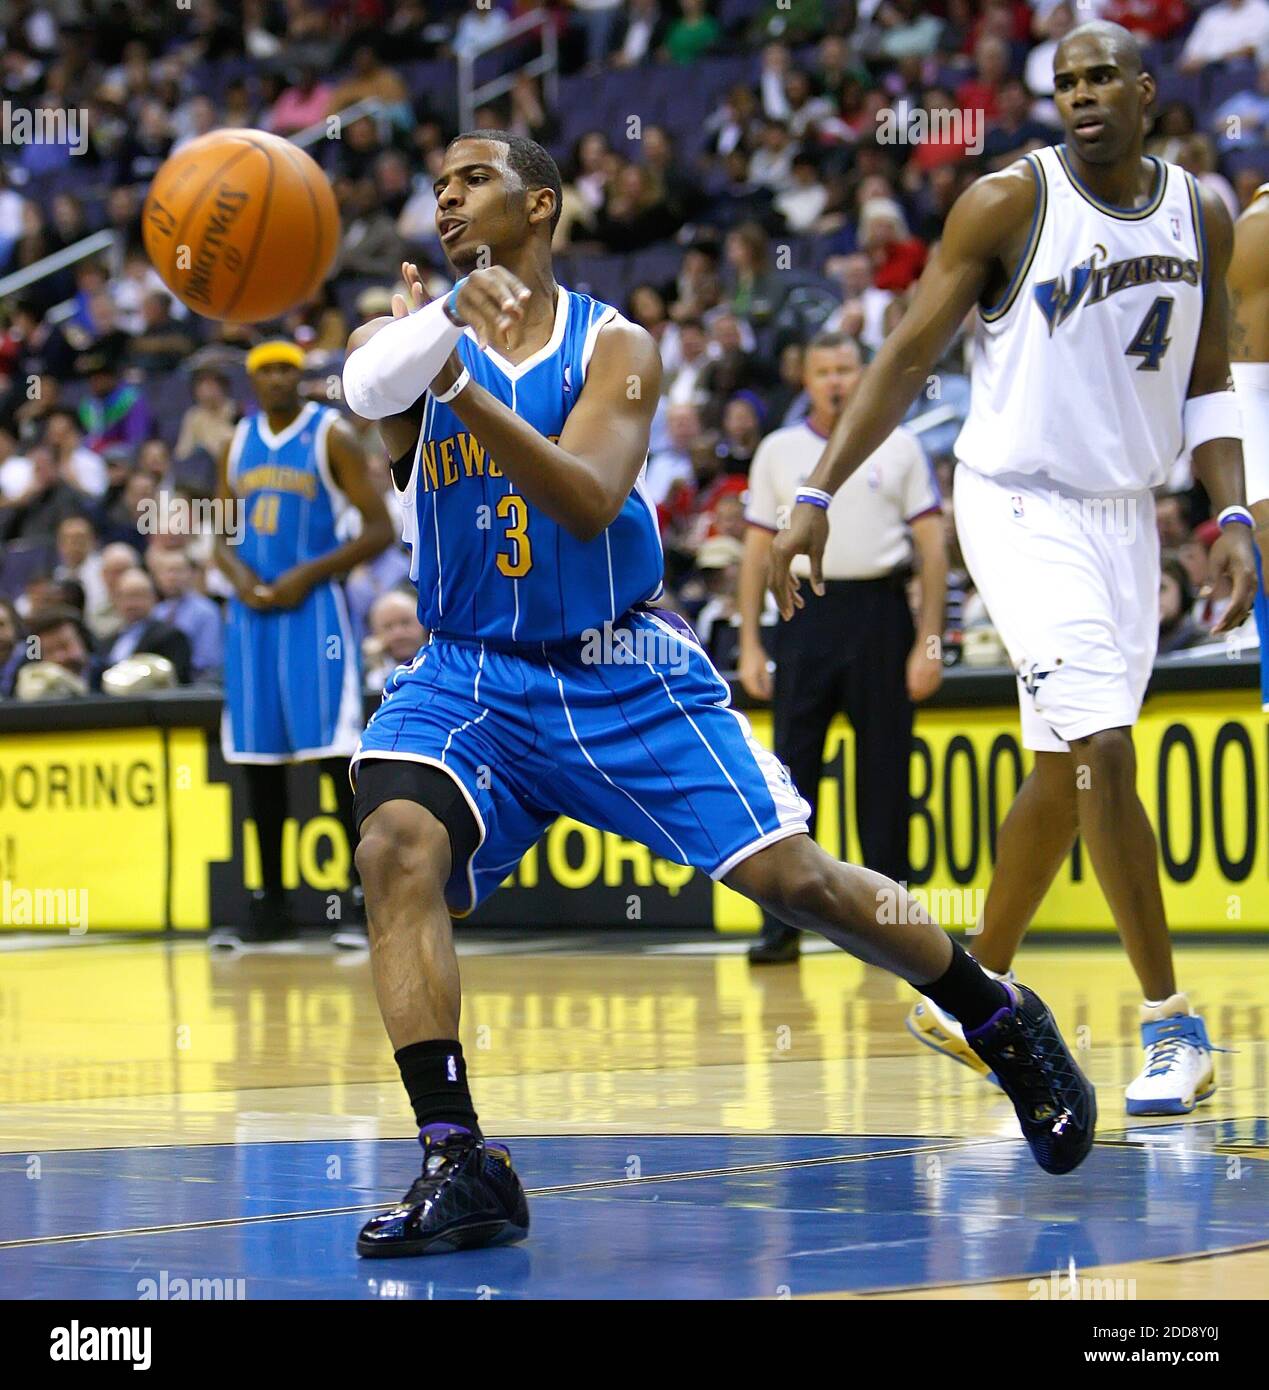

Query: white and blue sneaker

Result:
[1125,994,1217,1117]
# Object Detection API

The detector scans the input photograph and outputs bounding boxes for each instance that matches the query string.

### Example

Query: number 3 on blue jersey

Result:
[496,492,532,577]
[1126,296,1173,372]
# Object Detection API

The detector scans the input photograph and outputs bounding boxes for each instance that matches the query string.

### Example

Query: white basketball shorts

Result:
[953,464,1160,752]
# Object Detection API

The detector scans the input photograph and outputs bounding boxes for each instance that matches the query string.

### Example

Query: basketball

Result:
[142,128,339,324]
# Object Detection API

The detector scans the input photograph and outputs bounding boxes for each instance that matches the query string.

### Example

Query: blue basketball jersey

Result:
[400,287,664,643]
[228,401,351,582]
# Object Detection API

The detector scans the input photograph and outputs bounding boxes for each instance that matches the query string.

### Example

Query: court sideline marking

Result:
[0,1135,1010,1251]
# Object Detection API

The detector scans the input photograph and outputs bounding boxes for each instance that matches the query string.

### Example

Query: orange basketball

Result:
[142,128,340,324]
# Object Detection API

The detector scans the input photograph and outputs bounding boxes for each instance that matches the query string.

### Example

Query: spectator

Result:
[775,151,832,232]
[1147,100,1199,163]
[1177,134,1241,220]
[956,34,1012,123]
[1179,0,1269,73]
[0,597,24,696]
[1158,552,1208,654]
[333,176,407,279]
[130,292,198,372]
[593,163,679,252]
[1212,60,1269,152]
[452,5,511,61]
[1105,0,1190,42]
[613,0,668,68]
[663,317,712,406]
[646,402,702,508]
[53,514,109,619]
[748,118,798,190]
[824,251,894,352]
[0,444,86,543]
[326,43,411,127]
[782,69,836,139]
[982,76,1061,169]
[20,605,93,694]
[692,534,744,665]
[859,197,927,291]
[663,0,722,65]
[640,123,699,224]
[1025,2,1075,100]
[0,423,33,503]
[101,567,192,684]
[363,588,427,692]
[76,354,152,455]
[149,548,223,683]
[705,83,763,161]
[268,66,333,135]
[723,223,786,327]
[87,540,144,641]
[571,0,624,70]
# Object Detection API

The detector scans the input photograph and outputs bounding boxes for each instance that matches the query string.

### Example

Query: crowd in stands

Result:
[0,0,1266,700]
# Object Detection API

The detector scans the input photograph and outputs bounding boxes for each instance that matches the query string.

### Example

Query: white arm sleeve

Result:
[1233,362,1269,506]
[341,296,465,420]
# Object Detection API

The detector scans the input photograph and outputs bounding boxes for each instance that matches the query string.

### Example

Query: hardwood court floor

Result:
[1,934,1266,1299]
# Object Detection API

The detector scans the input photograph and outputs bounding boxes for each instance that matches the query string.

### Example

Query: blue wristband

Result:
[1218,505,1254,530]
[444,276,469,327]
[795,487,832,510]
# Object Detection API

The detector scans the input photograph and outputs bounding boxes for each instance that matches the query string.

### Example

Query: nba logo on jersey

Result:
[1170,213,1182,241]
[1011,494,1025,518]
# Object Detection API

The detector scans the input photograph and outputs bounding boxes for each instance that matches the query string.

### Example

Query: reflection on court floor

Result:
[2,937,1266,1299]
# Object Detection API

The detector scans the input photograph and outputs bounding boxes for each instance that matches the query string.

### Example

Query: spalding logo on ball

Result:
[143,128,340,324]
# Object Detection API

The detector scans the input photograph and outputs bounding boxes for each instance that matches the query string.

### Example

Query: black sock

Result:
[922,940,1011,1031]
[243,764,288,897]
[395,1040,482,1135]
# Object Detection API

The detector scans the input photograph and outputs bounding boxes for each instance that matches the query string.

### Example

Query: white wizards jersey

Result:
[955,145,1207,493]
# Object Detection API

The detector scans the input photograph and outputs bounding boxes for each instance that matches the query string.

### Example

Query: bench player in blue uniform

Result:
[341,132,1096,1258]
[213,341,393,948]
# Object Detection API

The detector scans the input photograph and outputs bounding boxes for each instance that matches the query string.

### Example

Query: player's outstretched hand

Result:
[452,267,532,350]
[394,261,428,317]
[768,503,829,621]
[1206,525,1257,635]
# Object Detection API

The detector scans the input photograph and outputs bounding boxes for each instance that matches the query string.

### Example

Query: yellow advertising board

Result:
[0,686,1264,933]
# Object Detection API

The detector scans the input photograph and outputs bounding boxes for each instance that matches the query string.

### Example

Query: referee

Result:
[738,331,947,963]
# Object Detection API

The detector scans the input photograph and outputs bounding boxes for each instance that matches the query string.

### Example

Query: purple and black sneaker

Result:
[356,1124,530,1258]
[965,983,1097,1176]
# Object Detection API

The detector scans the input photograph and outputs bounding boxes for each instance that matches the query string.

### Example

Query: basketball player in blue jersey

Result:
[340,130,1095,1259]
[772,23,1259,1117]
[212,341,393,948]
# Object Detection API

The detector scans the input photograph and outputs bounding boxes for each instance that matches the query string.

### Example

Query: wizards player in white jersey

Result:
[339,132,1096,1258]
[1229,184,1269,709]
[772,22,1258,1117]
[212,341,393,947]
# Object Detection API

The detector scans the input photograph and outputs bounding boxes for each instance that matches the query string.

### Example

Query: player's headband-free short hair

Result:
[447,129,564,235]
[246,341,305,374]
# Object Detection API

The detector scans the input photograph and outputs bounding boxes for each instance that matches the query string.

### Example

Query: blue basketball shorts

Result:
[352,608,811,913]
[222,581,362,763]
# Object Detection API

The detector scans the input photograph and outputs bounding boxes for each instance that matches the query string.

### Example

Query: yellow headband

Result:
[245,341,304,374]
